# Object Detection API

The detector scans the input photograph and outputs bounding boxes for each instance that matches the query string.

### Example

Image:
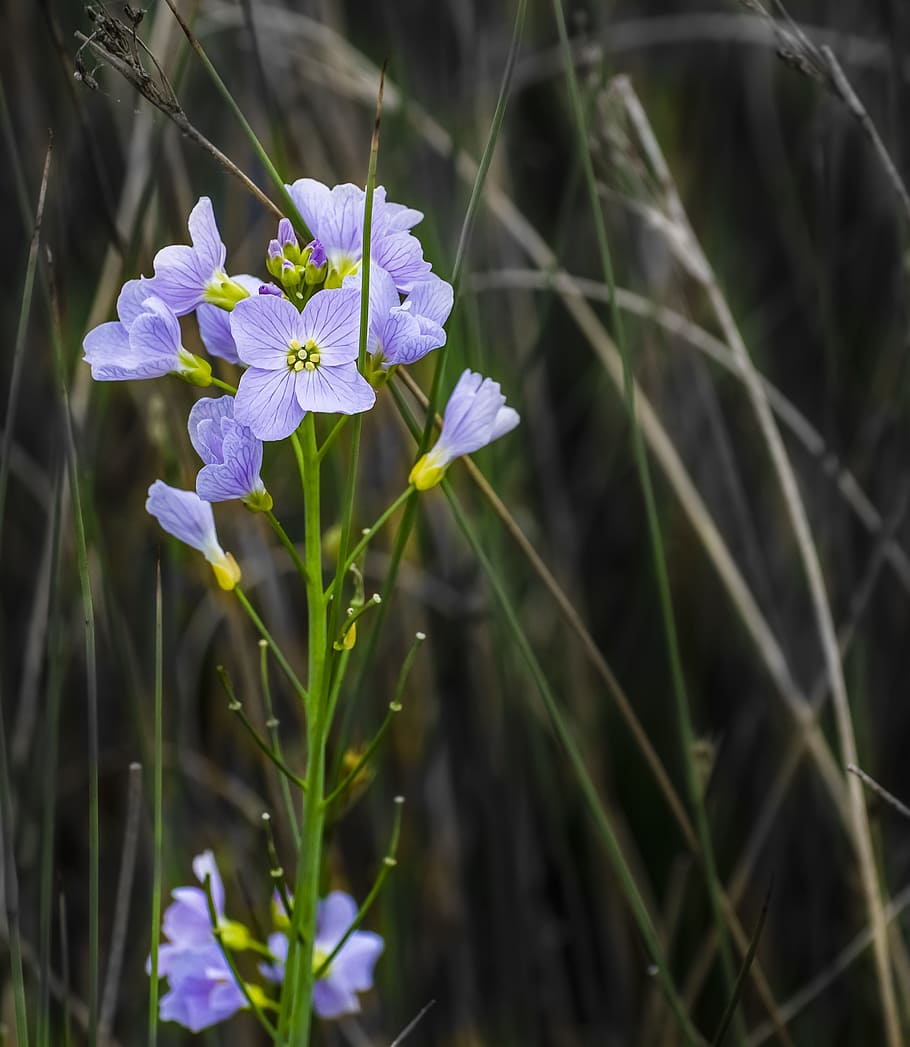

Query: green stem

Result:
[265,509,309,584]
[148,567,163,1044]
[234,587,308,703]
[260,642,301,842]
[329,487,415,594]
[281,414,328,1045]
[209,376,237,394]
[316,415,349,463]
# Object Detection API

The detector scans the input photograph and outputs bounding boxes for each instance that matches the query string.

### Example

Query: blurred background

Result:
[2,0,910,1043]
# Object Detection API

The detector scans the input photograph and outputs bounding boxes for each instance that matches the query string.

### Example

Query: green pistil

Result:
[286,338,321,373]
[203,273,251,311]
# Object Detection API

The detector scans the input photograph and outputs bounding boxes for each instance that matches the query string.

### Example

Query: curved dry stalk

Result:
[468,268,910,595]
[608,76,901,1046]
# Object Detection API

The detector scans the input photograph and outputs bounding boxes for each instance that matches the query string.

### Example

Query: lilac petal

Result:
[406,275,454,329]
[277,217,297,248]
[308,239,327,268]
[372,232,431,293]
[145,481,220,558]
[160,969,244,1032]
[188,396,234,463]
[312,978,360,1020]
[376,309,423,365]
[83,321,174,381]
[259,282,283,297]
[490,405,521,442]
[162,891,212,946]
[294,363,375,415]
[333,931,384,992]
[314,184,364,254]
[315,892,358,949]
[231,294,303,369]
[375,188,424,233]
[129,297,182,359]
[193,850,225,916]
[117,277,155,328]
[150,245,209,316]
[234,366,305,440]
[259,931,288,984]
[187,196,227,275]
[287,178,333,238]
[300,288,361,364]
[196,425,264,501]
[197,274,260,364]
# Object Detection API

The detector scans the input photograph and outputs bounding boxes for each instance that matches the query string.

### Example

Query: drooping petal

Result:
[375,309,424,365]
[162,889,212,947]
[231,294,303,369]
[294,362,375,415]
[315,892,358,950]
[234,366,305,440]
[197,274,260,364]
[148,245,209,316]
[300,288,361,364]
[145,482,222,562]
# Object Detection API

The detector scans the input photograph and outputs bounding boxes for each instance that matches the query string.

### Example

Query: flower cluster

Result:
[151,852,382,1032]
[82,179,520,574]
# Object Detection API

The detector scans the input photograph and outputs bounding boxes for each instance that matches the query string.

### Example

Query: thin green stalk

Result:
[260,641,301,841]
[313,795,404,978]
[217,665,307,789]
[148,566,164,1044]
[281,413,328,1045]
[234,587,308,702]
[209,376,237,394]
[266,509,309,584]
[160,0,311,239]
[332,487,415,590]
[551,0,740,1032]
[326,70,383,660]
[202,876,278,1038]
[316,415,349,462]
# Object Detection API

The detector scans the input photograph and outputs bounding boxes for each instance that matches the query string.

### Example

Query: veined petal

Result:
[187,197,227,274]
[316,183,365,254]
[129,297,182,360]
[294,363,375,415]
[84,321,175,381]
[234,366,305,440]
[117,277,156,329]
[376,309,423,365]
[188,396,234,463]
[286,178,332,238]
[231,294,302,368]
[149,244,209,316]
[372,232,431,293]
[300,288,361,364]
[406,274,454,329]
[196,425,264,502]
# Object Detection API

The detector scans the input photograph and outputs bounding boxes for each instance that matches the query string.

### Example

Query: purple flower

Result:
[197,274,261,365]
[146,481,241,589]
[83,289,211,385]
[147,197,248,315]
[159,943,247,1033]
[151,852,250,1033]
[188,396,271,510]
[347,265,453,367]
[231,288,375,441]
[286,179,431,292]
[409,369,520,490]
[260,891,384,1020]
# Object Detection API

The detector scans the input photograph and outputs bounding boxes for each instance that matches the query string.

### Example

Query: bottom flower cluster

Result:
[151,851,383,1032]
